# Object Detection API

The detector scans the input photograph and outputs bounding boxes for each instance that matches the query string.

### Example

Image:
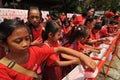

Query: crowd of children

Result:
[0,6,120,80]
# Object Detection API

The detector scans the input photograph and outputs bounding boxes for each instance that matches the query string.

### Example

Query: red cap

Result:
[104,12,114,18]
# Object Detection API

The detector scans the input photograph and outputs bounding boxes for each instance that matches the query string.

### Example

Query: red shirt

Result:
[100,26,108,37]
[32,24,44,41]
[42,41,61,66]
[0,46,54,80]
[108,27,115,33]
[60,15,66,21]
[90,31,99,47]
[42,41,62,80]
[64,41,86,51]
[118,17,120,22]
[63,26,72,41]
[46,16,51,21]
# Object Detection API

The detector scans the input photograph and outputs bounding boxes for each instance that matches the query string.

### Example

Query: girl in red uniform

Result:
[100,18,119,37]
[73,6,95,26]
[88,22,107,47]
[62,19,72,42]
[84,16,97,30]
[60,12,66,23]
[41,20,81,80]
[107,20,119,34]
[62,25,100,76]
[99,17,109,37]
[63,25,100,55]
[26,7,45,46]
[0,19,96,80]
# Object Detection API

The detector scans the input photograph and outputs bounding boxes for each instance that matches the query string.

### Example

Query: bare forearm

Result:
[61,53,78,60]
[89,48,100,53]
[56,60,79,66]
[54,47,97,70]
[55,47,88,61]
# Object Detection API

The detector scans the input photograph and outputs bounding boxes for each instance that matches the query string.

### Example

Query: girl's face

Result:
[78,30,90,44]
[87,19,96,29]
[65,22,69,27]
[87,8,95,16]
[51,30,61,42]
[6,27,30,54]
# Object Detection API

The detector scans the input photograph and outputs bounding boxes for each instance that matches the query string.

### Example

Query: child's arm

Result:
[54,47,96,71]
[55,59,80,67]
[87,38,107,44]
[84,45,101,53]
[88,48,100,53]
[30,38,43,46]
[61,53,79,60]
[87,39,98,44]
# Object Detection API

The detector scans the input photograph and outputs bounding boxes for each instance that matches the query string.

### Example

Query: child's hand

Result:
[94,47,101,51]
[82,48,91,54]
[84,66,95,72]
[80,54,97,71]
[97,38,106,43]
[101,38,107,41]
[102,38,111,45]
[31,38,43,46]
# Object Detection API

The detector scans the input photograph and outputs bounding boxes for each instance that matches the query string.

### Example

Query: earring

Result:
[4,47,9,54]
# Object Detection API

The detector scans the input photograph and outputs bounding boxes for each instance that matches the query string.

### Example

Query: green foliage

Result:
[58,0,119,13]
[60,0,80,13]
[76,6,82,13]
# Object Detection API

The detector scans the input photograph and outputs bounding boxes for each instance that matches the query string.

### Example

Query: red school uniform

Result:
[89,31,99,47]
[63,41,86,51]
[108,27,115,33]
[63,26,72,41]
[60,15,66,21]
[0,46,54,80]
[99,25,108,37]
[32,23,44,41]
[75,41,86,51]
[42,41,62,80]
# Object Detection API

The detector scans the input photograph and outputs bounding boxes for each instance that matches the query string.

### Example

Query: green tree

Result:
[56,0,119,14]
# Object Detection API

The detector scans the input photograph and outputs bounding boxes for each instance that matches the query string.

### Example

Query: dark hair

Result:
[0,19,27,42]
[109,20,119,25]
[93,22,102,30]
[113,15,119,19]
[72,14,77,20]
[62,18,70,27]
[28,6,43,22]
[43,20,61,41]
[67,25,88,44]
[28,6,42,18]
[84,16,95,25]
[101,17,109,26]
[26,7,42,41]
[82,5,95,17]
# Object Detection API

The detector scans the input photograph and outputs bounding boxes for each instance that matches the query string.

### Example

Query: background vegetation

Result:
[59,0,120,14]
